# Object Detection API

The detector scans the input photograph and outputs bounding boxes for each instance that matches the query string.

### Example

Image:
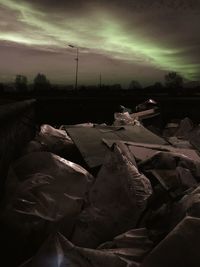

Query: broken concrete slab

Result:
[70,144,152,248]
[22,140,45,154]
[113,228,153,249]
[64,124,167,168]
[138,151,200,199]
[98,228,154,262]
[1,152,94,266]
[170,186,200,227]
[20,232,140,267]
[174,117,194,139]
[139,185,200,245]
[139,151,200,178]
[5,152,94,197]
[60,122,94,129]
[189,125,200,152]
[3,99,200,267]
[33,124,77,159]
[147,167,197,198]
[141,216,200,267]
[130,109,160,121]
[163,122,179,137]
[103,140,200,163]
[168,136,193,148]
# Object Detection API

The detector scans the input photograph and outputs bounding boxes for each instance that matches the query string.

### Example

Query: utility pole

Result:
[69,45,79,90]
[99,73,102,88]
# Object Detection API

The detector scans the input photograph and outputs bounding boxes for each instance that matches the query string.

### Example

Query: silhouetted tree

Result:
[34,73,50,91]
[153,82,163,89]
[165,72,183,96]
[15,75,28,92]
[0,83,4,93]
[165,72,183,89]
[129,80,142,90]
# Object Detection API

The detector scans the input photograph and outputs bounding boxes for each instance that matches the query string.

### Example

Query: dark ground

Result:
[1,90,200,125]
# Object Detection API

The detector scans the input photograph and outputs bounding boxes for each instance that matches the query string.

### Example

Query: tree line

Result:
[15,73,50,92]
[0,71,198,95]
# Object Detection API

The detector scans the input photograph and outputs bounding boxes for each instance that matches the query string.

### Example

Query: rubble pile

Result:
[1,99,200,267]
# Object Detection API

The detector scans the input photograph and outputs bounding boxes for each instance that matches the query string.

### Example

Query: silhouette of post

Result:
[69,45,79,90]
[99,73,102,88]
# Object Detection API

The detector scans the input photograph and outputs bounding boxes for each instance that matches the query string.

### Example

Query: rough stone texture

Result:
[71,145,152,248]
[20,232,140,267]
[0,100,36,198]
[142,217,200,267]
[1,152,94,267]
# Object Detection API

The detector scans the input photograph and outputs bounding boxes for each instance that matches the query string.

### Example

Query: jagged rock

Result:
[35,124,77,160]
[20,233,140,267]
[139,151,200,182]
[174,117,194,139]
[71,145,152,248]
[142,217,200,267]
[1,152,94,266]
[98,228,153,263]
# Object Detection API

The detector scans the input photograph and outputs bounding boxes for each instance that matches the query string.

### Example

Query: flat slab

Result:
[64,125,166,168]
[142,217,200,267]
[103,140,200,162]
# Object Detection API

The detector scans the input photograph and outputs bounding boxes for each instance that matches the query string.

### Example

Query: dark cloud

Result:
[125,9,200,46]
[25,0,200,12]
[32,0,200,52]
[0,0,200,84]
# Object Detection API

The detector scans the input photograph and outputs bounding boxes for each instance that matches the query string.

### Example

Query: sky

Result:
[0,0,200,86]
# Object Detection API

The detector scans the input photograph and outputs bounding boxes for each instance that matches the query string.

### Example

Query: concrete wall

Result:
[0,99,36,197]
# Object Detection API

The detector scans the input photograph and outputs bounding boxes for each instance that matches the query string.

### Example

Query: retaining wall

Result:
[0,99,36,197]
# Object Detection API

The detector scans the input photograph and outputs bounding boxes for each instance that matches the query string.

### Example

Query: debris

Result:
[130,109,159,121]
[170,185,200,227]
[71,144,152,248]
[39,124,71,140]
[135,99,158,112]
[141,217,200,267]
[98,228,153,260]
[60,122,94,129]
[64,124,166,168]
[103,140,200,162]
[113,112,136,126]
[23,124,84,164]
[163,122,179,137]
[5,151,93,196]
[189,125,200,151]
[174,117,193,138]
[167,136,193,148]
[20,232,140,267]
[35,124,75,157]
[22,140,44,154]
[2,100,200,267]
[1,152,94,265]
[119,105,132,114]
[139,151,200,180]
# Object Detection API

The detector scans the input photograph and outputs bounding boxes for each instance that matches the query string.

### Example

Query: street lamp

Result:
[69,45,79,90]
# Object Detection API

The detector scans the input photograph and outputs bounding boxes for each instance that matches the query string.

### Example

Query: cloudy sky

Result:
[0,0,200,86]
